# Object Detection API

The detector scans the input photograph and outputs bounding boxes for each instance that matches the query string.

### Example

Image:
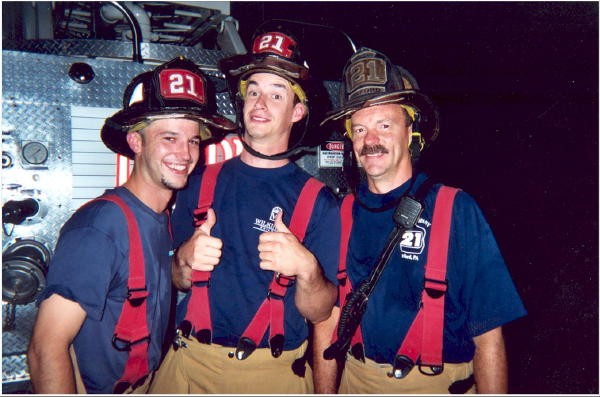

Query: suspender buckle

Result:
[193,205,209,226]
[267,288,285,300]
[424,277,448,299]
[112,334,150,352]
[127,287,148,307]
[275,273,296,287]
[387,354,414,379]
[270,334,284,357]
[235,336,257,360]
[192,279,211,288]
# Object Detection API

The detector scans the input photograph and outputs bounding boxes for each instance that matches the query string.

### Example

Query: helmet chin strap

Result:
[237,108,312,161]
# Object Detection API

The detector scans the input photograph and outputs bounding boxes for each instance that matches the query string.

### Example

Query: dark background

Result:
[230,2,598,394]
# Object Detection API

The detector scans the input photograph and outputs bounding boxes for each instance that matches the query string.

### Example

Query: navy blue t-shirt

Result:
[347,173,527,364]
[39,187,172,393]
[172,156,340,349]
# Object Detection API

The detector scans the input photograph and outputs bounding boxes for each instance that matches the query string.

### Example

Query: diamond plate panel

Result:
[2,39,233,69]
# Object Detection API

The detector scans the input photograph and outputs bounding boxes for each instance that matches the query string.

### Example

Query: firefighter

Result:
[313,47,527,394]
[148,29,340,394]
[27,57,236,394]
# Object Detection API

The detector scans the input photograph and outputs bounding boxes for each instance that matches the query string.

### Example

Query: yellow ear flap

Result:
[238,79,248,99]
[344,119,353,138]
[399,105,417,122]
[290,82,307,104]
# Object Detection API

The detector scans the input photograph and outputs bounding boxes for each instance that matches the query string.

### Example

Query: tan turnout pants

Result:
[69,345,152,394]
[339,354,476,394]
[148,339,312,394]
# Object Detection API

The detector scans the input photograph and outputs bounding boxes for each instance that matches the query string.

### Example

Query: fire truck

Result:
[2,2,350,392]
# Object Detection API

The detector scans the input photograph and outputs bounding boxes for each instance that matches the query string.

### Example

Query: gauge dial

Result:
[22,142,49,165]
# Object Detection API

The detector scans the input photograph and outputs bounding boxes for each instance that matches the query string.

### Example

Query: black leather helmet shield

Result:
[322,47,439,146]
[101,57,237,159]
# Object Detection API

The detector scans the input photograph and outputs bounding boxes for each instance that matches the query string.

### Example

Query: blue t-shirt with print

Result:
[172,156,340,349]
[347,173,527,364]
[39,187,172,393]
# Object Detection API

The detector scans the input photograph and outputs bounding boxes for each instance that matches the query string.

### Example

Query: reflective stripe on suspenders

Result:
[182,161,325,359]
[96,194,150,394]
[335,186,459,378]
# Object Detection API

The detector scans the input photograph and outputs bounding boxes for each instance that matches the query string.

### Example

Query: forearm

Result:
[313,307,341,393]
[28,343,76,393]
[294,258,337,323]
[473,327,508,393]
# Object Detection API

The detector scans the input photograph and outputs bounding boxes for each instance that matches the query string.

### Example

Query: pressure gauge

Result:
[22,141,49,165]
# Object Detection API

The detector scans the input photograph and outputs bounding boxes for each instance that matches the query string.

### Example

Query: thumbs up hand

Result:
[173,208,223,289]
[258,211,317,278]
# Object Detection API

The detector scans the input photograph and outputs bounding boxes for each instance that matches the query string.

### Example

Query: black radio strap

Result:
[324,176,435,360]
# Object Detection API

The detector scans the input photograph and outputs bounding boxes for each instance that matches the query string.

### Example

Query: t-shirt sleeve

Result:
[450,191,527,337]
[39,225,123,321]
[303,187,341,286]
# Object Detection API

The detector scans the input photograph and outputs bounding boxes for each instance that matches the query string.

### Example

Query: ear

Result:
[291,102,307,123]
[126,131,143,156]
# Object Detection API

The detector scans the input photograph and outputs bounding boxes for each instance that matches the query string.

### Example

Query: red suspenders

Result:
[335,185,459,378]
[182,161,325,359]
[96,194,152,393]
[180,162,224,344]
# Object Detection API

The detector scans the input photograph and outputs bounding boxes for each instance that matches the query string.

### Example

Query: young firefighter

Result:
[313,47,527,394]
[148,29,340,394]
[27,57,236,394]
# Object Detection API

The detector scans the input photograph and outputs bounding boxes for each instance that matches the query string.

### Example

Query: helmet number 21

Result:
[159,69,206,104]
[346,58,386,92]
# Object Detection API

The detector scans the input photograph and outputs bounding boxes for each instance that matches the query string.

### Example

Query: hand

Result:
[177,208,222,272]
[258,211,317,278]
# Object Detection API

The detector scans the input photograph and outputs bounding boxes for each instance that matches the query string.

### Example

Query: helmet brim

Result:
[220,53,310,92]
[321,90,440,145]
[101,108,238,159]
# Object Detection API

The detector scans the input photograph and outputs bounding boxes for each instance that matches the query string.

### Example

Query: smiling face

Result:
[350,103,414,193]
[128,118,201,192]
[241,72,306,155]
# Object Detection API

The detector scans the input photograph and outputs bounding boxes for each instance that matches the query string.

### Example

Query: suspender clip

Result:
[350,342,365,363]
[419,363,444,376]
[195,328,212,344]
[270,334,284,357]
[235,336,257,360]
[388,354,414,379]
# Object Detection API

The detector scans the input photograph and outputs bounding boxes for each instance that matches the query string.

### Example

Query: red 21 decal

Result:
[159,69,205,104]
[252,32,296,59]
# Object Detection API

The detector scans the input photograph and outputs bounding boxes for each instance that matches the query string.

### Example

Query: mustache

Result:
[359,144,389,156]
